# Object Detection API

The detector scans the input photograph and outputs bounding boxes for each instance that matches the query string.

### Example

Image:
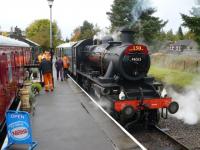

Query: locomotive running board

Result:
[76,70,119,88]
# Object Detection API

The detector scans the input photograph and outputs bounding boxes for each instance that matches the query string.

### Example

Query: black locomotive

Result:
[66,28,179,128]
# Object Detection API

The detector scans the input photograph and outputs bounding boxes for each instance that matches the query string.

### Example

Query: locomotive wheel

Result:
[147,110,160,126]
[82,78,91,92]
[76,74,83,85]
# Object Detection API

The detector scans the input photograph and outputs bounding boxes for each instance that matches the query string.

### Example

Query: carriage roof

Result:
[0,35,30,47]
[57,42,75,49]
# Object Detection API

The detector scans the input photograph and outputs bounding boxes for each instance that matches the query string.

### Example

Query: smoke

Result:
[94,0,153,42]
[97,97,112,113]
[195,0,200,5]
[94,28,121,41]
[94,28,110,40]
[168,80,200,125]
[131,0,152,22]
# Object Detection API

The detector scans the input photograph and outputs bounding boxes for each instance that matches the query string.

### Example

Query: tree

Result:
[138,8,167,44]
[184,31,195,40]
[181,5,200,47]
[70,21,100,41]
[181,14,200,47]
[107,0,167,44]
[177,26,184,40]
[107,0,136,31]
[65,37,70,42]
[70,27,81,41]
[26,19,62,50]
[79,21,100,40]
[165,30,177,41]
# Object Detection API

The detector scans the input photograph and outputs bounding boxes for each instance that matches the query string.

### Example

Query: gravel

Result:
[159,117,200,150]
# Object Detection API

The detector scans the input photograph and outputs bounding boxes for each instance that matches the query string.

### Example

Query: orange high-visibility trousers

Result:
[43,73,53,91]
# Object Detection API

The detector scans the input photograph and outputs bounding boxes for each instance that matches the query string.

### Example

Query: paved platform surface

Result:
[4,76,142,150]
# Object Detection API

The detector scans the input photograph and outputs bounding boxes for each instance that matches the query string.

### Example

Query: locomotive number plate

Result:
[129,57,142,62]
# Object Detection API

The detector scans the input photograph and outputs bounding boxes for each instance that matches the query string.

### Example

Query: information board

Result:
[4,110,37,150]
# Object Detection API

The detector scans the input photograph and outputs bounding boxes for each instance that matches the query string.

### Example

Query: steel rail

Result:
[154,125,189,150]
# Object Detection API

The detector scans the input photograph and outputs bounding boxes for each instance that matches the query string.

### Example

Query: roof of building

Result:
[0,35,30,47]
[171,40,195,46]
[25,38,40,46]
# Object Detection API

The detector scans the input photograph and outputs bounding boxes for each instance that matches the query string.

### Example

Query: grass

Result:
[148,66,199,88]
[151,53,200,73]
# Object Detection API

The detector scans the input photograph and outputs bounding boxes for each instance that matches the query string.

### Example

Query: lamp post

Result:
[47,0,54,87]
[47,0,54,60]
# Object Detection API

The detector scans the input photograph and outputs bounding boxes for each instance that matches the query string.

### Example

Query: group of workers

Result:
[37,51,69,92]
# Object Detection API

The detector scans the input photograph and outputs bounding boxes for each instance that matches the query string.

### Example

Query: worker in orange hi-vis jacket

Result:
[44,51,51,61]
[37,53,43,64]
[40,58,53,92]
[62,54,70,79]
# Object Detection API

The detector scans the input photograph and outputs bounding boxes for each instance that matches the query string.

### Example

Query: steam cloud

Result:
[168,80,200,125]
[94,28,110,40]
[131,0,152,22]
[94,28,121,41]
[195,0,200,5]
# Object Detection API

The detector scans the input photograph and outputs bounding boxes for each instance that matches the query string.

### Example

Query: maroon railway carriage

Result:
[0,35,31,128]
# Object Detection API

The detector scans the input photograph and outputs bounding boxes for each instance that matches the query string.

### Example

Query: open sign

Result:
[4,110,37,149]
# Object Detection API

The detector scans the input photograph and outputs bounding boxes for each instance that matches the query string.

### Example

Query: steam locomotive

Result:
[0,36,31,133]
[59,28,179,128]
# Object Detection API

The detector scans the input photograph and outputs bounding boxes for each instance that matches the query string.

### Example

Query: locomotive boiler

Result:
[67,28,179,128]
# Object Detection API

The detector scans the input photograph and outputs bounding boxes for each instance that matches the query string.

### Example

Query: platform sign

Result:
[4,110,37,150]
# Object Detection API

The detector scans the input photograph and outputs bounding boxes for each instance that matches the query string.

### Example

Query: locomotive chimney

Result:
[119,27,134,43]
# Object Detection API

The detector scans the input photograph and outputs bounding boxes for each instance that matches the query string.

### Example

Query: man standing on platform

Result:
[40,57,54,92]
[62,54,70,79]
[55,57,64,81]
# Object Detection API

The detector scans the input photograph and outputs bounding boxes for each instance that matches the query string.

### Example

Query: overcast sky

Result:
[0,0,197,39]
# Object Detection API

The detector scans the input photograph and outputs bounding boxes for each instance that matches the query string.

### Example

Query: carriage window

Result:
[7,54,13,83]
[0,54,2,84]
[0,53,7,84]
[66,48,72,56]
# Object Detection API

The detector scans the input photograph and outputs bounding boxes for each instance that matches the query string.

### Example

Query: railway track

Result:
[130,125,189,150]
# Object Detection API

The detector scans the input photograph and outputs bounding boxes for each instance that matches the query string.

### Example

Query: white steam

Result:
[97,98,112,113]
[131,0,152,22]
[94,28,121,41]
[94,28,110,40]
[168,80,200,125]
[195,0,200,5]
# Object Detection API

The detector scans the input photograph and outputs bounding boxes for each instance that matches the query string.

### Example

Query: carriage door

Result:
[0,53,9,123]
[72,46,77,76]
[0,53,5,123]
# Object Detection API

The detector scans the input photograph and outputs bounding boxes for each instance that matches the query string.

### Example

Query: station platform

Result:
[3,76,143,150]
